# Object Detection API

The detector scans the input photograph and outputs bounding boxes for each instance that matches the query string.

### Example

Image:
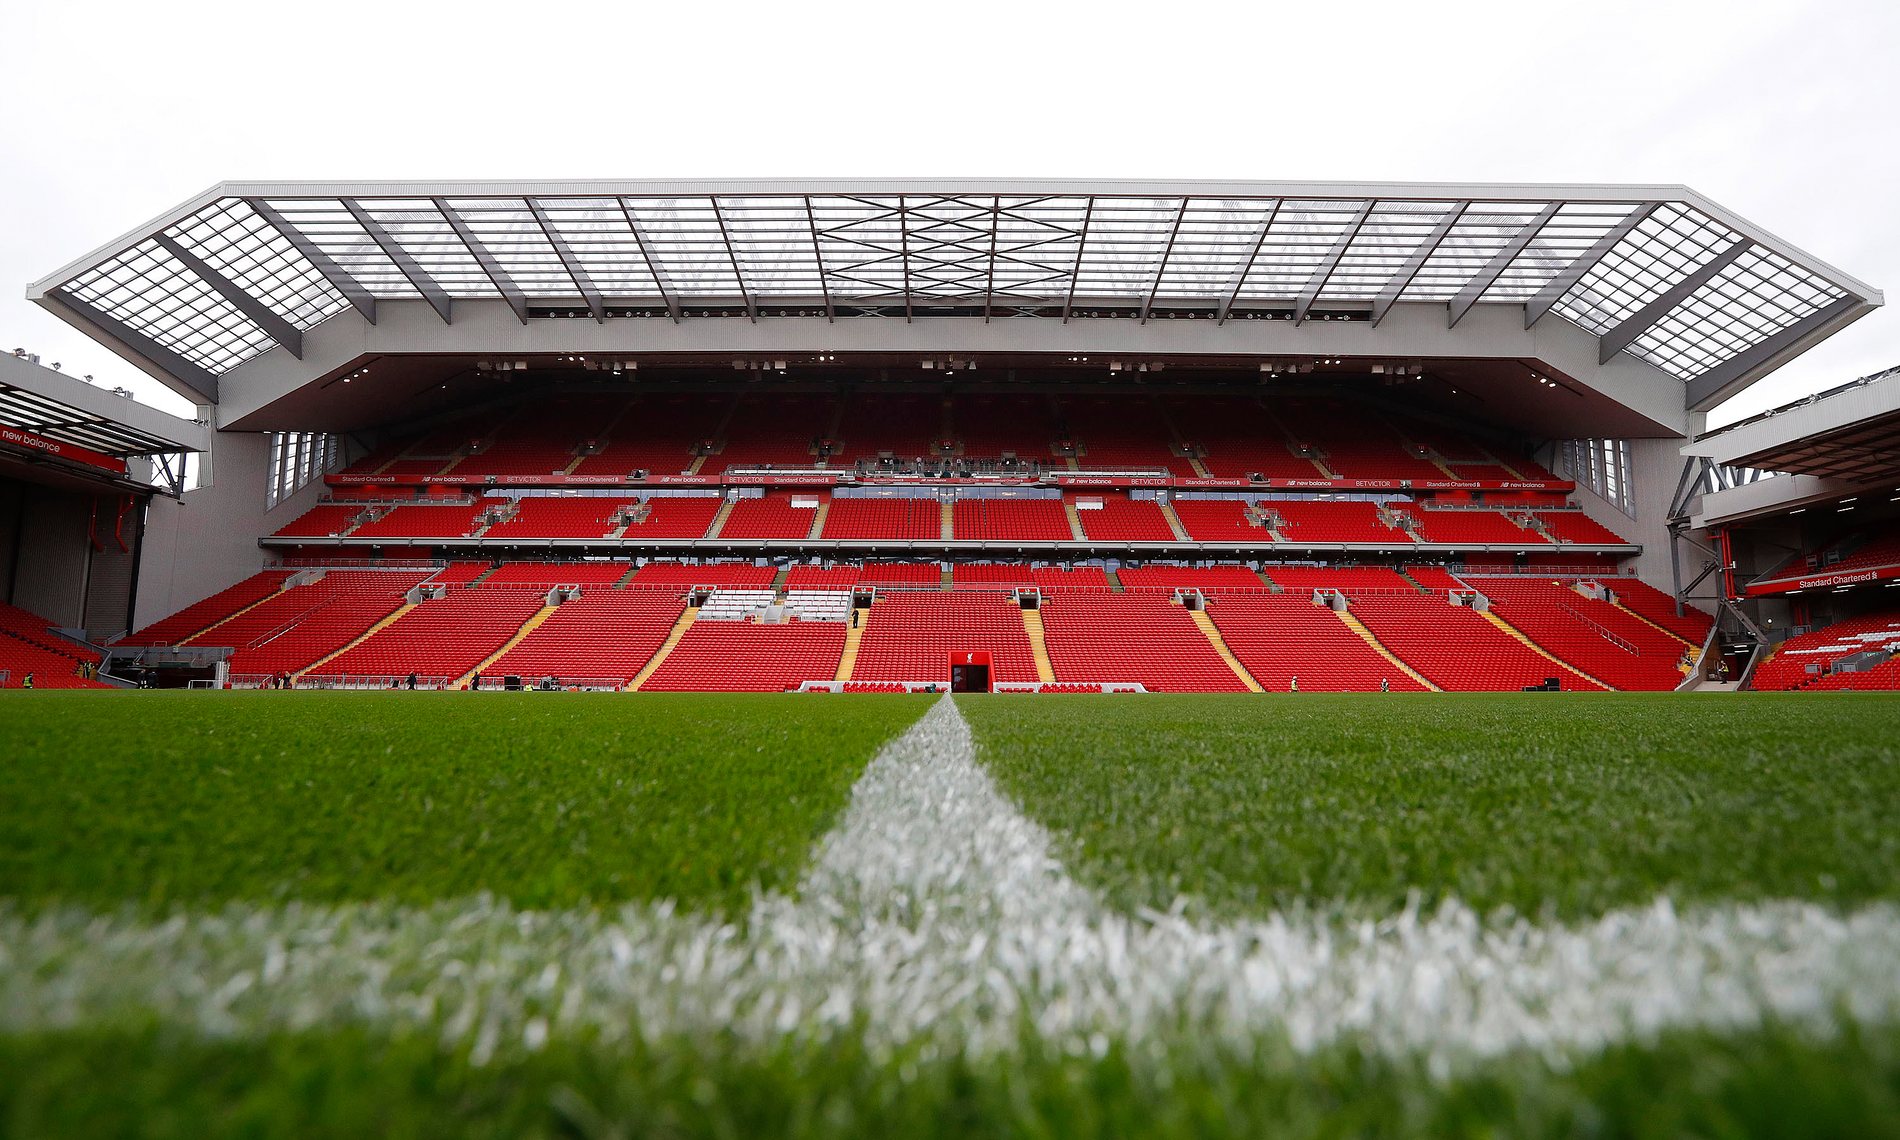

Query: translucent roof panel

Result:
[30,181,1879,401]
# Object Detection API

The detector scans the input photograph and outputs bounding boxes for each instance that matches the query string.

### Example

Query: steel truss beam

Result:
[1370,202,1468,327]
[1448,202,1561,328]
[1061,197,1097,323]
[44,291,219,404]
[1216,200,1284,324]
[1140,198,1192,323]
[341,200,452,325]
[616,199,682,323]
[705,197,756,324]
[246,199,378,326]
[1685,294,1863,410]
[1597,237,1750,364]
[1525,202,1659,328]
[803,195,835,323]
[152,234,303,359]
[1294,200,1375,324]
[433,199,530,325]
[526,199,606,323]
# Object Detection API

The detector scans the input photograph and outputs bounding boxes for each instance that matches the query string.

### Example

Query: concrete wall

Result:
[133,432,328,631]
[0,476,144,633]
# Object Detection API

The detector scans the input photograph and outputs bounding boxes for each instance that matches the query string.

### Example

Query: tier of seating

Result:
[642,620,846,691]
[1606,577,1714,644]
[622,496,724,539]
[1347,592,1604,692]
[0,602,108,688]
[823,496,942,540]
[1040,595,1249,692]
[486,591,686,686]
[951,562,1037,589]
[483,497,635,540]
[952,497,1073,541]
[850,593,1039,683]
[483,561,630,587]
[1412,509,1545,545]
[1472,578,1688,691]
[1536,511,1631,545]
[858,561,944,588]
[1262,566,1413,593]
[1751,532,1900,592]
[1749,609,1900,691]
[720,493,823,539]
[1074,497,1175,541]
[214,571,430,677]
[348,502,489,540]
[1170,498,1265,542]
[122,570,292,645]
[1271,499,1407,544]
[1167,396,1323,480]
[1117,565,1266,593]
[1402,565,1471,592]
[272,504,366,539]
[1209,594,1428,692]
[307,588,547,683]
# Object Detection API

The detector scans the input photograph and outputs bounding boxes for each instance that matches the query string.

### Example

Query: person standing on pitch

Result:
[1289,674,1298,693]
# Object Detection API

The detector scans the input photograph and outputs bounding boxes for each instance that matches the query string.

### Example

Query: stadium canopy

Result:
[30,179,1881,413]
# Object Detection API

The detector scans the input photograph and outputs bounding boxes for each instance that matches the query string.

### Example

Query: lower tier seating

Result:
[1607,577,1714,644]
[1750,609,1900,691]
[1472,578,1688,691]
[642,620,846,691]
[217,571,431,677]
[1040,595,1249,692]
[1347,592,1605,692]
[851,593,1039,683]
[122,570,292,645]
[0,602,109,688]
[307,588,548,683]
[1210,594,1427,692]
[487,591,686,686]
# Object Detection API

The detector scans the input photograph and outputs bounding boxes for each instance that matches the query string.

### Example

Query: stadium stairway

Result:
[293,601,418,680]
[1476,607,1609,690]
[178,581,290,644]
[629,605,700,691]
[1021,607,1057,683]
[806,500,829,539]
[1187,608,1263,692]
[1158,499,1193,542]
[1104,568,1125,593]
[457,601,561,687]
[705,499,737,539]
[1335,609,1441,691]
[1062,500,1086,541]
[835,609,867,682]
[1609,596,1701,650]
[940,501,954,541]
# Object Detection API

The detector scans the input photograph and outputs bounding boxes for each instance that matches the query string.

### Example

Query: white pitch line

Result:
[2,696,1898,1070]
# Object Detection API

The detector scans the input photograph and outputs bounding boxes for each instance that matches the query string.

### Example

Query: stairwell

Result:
[705,498,737,540]
[629,605,700,691]
[769,566,791,592]
[611,563,640,589]
[1104,568,1125,593]
[1394,566,1432,594]
[458,602,561,687]
[1063,500,1086,541]
[1476,607,1612,690]
[807,498,831,539]
[1333,609,1440,691]
[1157,499,1192,542]
[940,500,955,541]
[939,566,954,590]
[1255,567,1281,591]
[1021,607,1057,683]
[293,602,419,680]
[835,607,867,682]
[1187,607,1263,692]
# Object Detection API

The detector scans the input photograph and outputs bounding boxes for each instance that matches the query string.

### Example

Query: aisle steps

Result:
[629,605,701,691]
[1333,609,1440,691]
[1187,608,1263,692]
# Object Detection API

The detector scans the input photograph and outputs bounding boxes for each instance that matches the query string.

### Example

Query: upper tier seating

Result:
[628,561,777,589]
[1040,595,1249,692]
[1347,592,1605,692]
[702,394,830,474]
[1412,509,1547,545]
[1753,533,1900,591]
[272,504,367,539]
[784,566,864,590]
[951,393,1057,461]
[836,394,941,464]
[1536,511,1631,545]
[642,620,846,691]
[1209,594,1427,692]
[951,563,1036,589]
[1402,565,1471,592]
[349,502,490,540]
[1750,610,1900,691]
[622,496,722,540]
[952,497,1073,542]
[1057,395,1195,475]
[308,587,547,683]
[1604,577,1713,644]
[851,592,1038,683]
[487,591,685,686]
[1472,578,1687,691]
[1274,404,1446,481]
[1271,499,1409,545]
[121,570,291,645]
[0,602,108,688]
[568,392,726,477]
[1171,498,1268,543]
[1074,497,1175,542]
[483,497,636,540]
[720,493,823,539]
[1262,566,1413,593]
[823,497,942,540]
[1029,566,1112,592]
[1117,565,1267,593]
[482,561,631,587]
[214,571,430,677]
[1168,396,1324,480]
[859,561,943,588]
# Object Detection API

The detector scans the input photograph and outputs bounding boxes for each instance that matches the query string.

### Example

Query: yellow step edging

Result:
[1021,607,1056,683]
[1188,608,1263,692]
[629,605,700,691]
[1334,608,1440,691]
[1063,500,1086,541]
[835,609,867,682]
[1610,598,1700,649]
[294,601,418,679]
[457,603,561,688]
[177,580,291,647]
[704,498,736,540]
[807,498,831,540]
[1477,607,1612,691]
[1157,499,1192,542]
[940,500,955,541]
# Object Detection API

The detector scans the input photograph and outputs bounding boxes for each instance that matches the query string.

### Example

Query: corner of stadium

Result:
[5,178,1892,694]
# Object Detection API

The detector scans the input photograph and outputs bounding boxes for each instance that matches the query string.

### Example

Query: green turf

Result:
[0,691,928,914]
[3,1021,1896,1139]
[960,693,1900,920]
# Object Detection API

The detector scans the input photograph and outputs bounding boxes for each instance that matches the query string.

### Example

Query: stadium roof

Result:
[0,351,207,457]
[30,179,1881,412]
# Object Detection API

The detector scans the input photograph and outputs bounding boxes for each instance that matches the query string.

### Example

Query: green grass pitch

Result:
[1,690,1897,1138]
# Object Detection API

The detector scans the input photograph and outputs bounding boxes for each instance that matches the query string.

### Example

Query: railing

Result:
[1556,600,1639,654]
[474,675,627,691]
[294,673,457,690]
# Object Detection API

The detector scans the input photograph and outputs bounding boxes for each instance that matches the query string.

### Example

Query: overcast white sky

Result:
[3,0,1894,429]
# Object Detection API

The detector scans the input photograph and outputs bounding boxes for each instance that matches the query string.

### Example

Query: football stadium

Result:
[2,179,1899,1135]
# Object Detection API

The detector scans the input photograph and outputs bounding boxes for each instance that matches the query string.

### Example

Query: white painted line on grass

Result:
[3,696,1898,1069]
